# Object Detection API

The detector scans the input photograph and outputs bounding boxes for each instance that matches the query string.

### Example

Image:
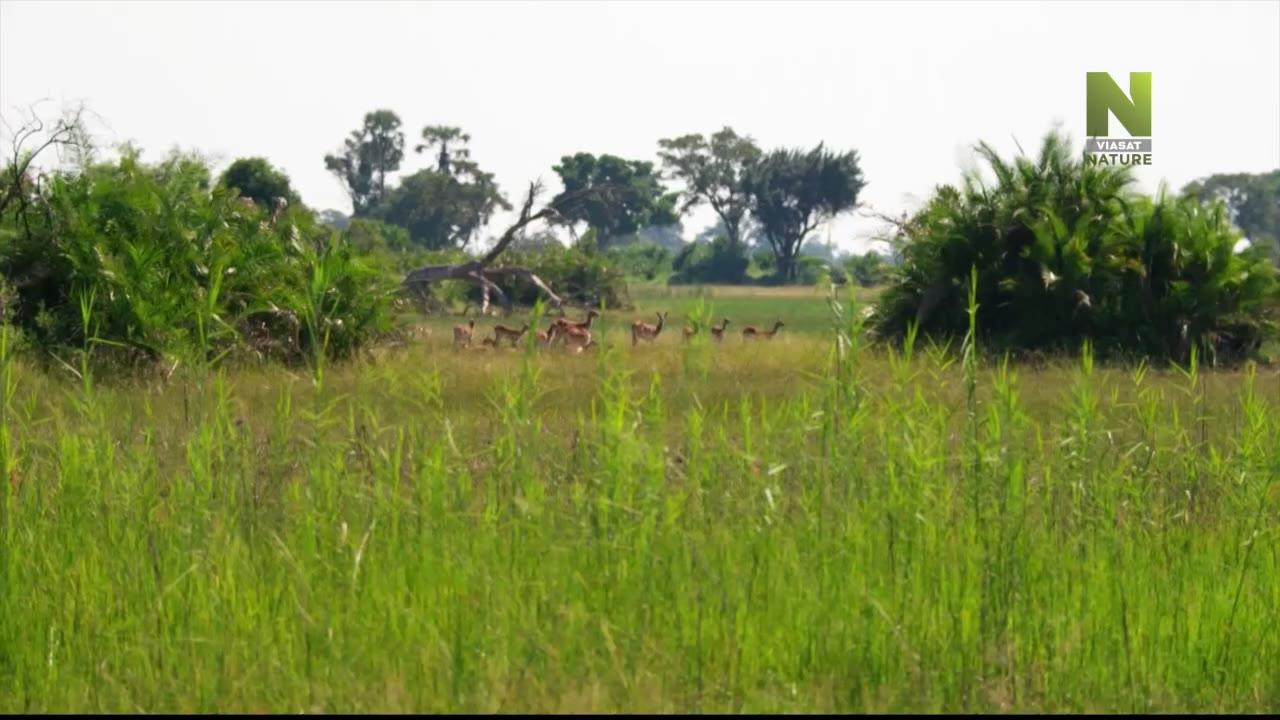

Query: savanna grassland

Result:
[1,284,1278,713]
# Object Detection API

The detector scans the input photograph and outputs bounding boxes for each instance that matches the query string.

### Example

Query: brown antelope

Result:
[742,319,784,340]
[631,311,668,347]
[535,323,560,347]
[453,319,476,348]
[552,309,600,335]
[682,324,697,342]
[493,322,530,347]
[710,318,730,342]
[559,325,594,352]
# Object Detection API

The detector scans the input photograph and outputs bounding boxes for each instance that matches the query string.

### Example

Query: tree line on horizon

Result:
[1,102,1277,368]
[308,108,871,285]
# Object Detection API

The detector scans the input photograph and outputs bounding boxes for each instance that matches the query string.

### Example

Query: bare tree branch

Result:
[400,181,609,314]
[0,102,90,218]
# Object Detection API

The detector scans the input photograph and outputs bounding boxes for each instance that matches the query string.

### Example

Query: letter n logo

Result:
[1087,72,1152,137]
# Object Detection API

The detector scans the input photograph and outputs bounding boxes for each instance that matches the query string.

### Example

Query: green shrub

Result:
[843,251,889,287]
[344,217,412,255]
[0,147,394,366]
[605,241,673,281]
[669,236,749,284]
[795,255,832,285]
[871,130,1280,363]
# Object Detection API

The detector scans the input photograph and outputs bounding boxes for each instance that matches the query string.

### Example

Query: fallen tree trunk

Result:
[401,180,595,315]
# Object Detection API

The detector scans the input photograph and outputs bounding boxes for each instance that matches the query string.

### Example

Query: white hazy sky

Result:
[2,0,1278,253]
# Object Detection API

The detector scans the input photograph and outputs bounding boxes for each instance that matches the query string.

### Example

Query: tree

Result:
[375,164,510,251]
[371,126,509,250]
[1181,170,1280,263]
[415,125,471,175]
[217,157,299,208]
[551,153,678,248]
[744,144,866,282]
[1,102,91,220]
[658,127,761,249]
[323,110,405,217]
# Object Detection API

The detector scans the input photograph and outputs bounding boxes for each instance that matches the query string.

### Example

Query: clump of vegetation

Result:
[669,235,749,285]
[1,125,395,369]
[217,156,301,208]
[843,250,890,287]
[872,130,1280,363]
[605,240,673,282]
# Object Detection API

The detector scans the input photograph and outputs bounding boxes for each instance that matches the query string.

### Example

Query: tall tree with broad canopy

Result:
[323,110,405,217]
[217,157,300,208]
[551,153,678,248]
[657,127,761,249]
[744,144,866,282]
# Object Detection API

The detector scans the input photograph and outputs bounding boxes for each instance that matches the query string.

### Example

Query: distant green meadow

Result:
[1,287,1277,712]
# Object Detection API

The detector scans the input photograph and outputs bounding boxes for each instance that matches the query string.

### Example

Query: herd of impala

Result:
[449,309,786,352]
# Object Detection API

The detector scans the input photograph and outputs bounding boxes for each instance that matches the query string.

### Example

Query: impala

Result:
[493,322,530,347]
[631,311,668,347]
[710,318,730,342]
[742,319,784,340]
[453,319,476,348]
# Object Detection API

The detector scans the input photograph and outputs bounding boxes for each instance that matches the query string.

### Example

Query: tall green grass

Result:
[0,287,1277,712]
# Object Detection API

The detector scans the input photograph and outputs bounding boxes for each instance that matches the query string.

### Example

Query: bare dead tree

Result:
[401,180,608,316]
[1,103,90,219]
[1,103,93,249]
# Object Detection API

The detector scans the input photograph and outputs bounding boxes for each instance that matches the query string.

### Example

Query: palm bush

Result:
[872,130,1279,363]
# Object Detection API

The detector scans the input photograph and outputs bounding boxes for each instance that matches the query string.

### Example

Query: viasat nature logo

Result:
[1085,72,1152,166]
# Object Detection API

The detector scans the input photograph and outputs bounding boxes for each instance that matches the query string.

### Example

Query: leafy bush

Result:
[843,251,889,287]
[0,147,394,367]
[795,255,833,285]
[605,240,673,281]
[872,130,1280,363]
[669,236,749,284]
[750,247,776,276]
[345,217,412,255]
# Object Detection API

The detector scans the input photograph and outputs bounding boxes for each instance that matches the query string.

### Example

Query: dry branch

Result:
[1,102,89,218]
[401,181,607,315]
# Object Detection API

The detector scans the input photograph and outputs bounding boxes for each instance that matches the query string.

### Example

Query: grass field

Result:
[1,285,1278,712]
[414,282,884,345]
